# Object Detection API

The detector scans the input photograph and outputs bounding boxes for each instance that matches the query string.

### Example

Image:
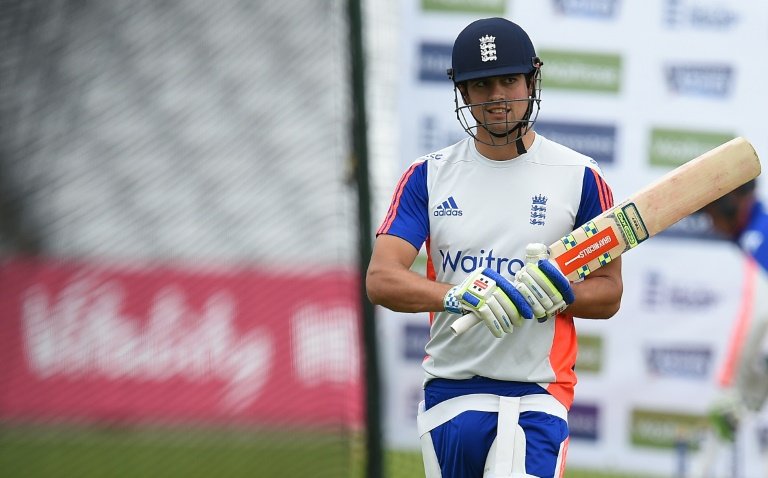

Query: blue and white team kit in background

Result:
[728,200,768,412]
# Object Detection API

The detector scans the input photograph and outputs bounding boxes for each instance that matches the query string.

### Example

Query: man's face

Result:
[460,74,532,137]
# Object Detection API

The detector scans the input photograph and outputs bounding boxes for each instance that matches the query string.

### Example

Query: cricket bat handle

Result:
[450,311,482,335]
[450,244,550,336]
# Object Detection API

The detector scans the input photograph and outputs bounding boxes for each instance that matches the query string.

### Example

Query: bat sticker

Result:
[614,202,648,248]
[556,227,618,276]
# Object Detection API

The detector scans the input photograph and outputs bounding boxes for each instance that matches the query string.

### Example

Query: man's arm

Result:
[568,257,623,320]
[368,233,621,319]
[366,234,450,313]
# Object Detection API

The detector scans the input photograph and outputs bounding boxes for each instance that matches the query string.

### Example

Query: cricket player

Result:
[698,180,768,475]
[366,17,623,478]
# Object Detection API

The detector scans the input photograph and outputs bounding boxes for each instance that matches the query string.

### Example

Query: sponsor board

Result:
[419,42,453,83]
[576,334,603,373]
[665,64,733,98]
[643,271,719,310]
[535,121,617,164]
[404,323,431,360]
[0,259,363,427]
[663,0,739,30]
[539,50,622,93]
[630,409,708,449]
[645,345,712,379]
[421,0,505,14]
[569,403,600,440]
[552,0,620,19]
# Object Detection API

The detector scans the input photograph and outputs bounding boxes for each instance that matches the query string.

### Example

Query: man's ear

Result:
[457,83,469,106]
[526,73,537,98]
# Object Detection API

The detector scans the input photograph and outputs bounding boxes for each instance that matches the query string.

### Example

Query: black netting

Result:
[0,2,364,477]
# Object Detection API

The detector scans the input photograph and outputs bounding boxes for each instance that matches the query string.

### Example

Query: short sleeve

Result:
[376,160,430,251]
[574,167,614,228]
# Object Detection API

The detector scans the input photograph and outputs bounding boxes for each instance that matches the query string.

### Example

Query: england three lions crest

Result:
[479,35,497,62]
[530,194,547,226]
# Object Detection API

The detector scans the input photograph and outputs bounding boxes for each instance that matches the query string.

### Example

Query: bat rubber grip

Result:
[450,313,481,336]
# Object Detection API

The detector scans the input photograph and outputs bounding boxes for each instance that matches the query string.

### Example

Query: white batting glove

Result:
[513,244,575,322]
[708,389,745,442]
[443,267,533,338]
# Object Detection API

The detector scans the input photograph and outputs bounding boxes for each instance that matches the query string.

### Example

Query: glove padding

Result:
[444,267,533,338]
[513,250,575,322]
[708,390,745,442]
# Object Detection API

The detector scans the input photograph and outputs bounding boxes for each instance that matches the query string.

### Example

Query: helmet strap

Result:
[485,123,527,153]
[515,136,527,155]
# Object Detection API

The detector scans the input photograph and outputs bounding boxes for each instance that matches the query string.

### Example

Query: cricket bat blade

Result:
[451,136,761,336]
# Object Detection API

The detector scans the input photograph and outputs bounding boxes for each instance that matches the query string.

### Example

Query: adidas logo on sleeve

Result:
[434,196,463,217]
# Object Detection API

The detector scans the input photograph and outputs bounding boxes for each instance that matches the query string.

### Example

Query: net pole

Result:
[347,0,382,477]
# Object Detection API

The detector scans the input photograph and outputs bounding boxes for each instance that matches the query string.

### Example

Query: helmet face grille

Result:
[450,17,538,84]
[452,63,543,147]
[454,96,541,147]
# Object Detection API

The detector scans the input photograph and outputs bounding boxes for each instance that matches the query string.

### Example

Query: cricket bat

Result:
[451,136,761,336]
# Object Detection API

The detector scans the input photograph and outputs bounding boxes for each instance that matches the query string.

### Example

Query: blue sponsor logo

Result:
[665,64,733,98]
[419,42,453,82]
[439,249,524,276]
[664,0,738,30]
[569,403,600,440]
[552,0,620,19]
[536,121,617,164]
[645,346,712,379]
[434,196,463,217]
[643,271,719,310]
[403,323,430,360]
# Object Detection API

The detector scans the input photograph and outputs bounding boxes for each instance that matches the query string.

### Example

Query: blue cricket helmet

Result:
[448,17,539,84]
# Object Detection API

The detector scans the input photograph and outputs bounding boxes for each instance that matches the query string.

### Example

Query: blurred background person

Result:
[696,179,768,477]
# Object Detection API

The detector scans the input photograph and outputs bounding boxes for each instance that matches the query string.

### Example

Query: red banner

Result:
[0,258,363,428]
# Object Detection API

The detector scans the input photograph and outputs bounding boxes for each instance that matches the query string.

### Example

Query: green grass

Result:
[0,424,355,478]
[0,424,663,478]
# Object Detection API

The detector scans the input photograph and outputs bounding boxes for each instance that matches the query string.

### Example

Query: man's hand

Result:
[513,244,575,322]
[444,268,533,338]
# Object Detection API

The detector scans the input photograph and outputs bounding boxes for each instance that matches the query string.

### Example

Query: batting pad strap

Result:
[418,401,443,478]
[494,396,522,476]
[416,393,567,436]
